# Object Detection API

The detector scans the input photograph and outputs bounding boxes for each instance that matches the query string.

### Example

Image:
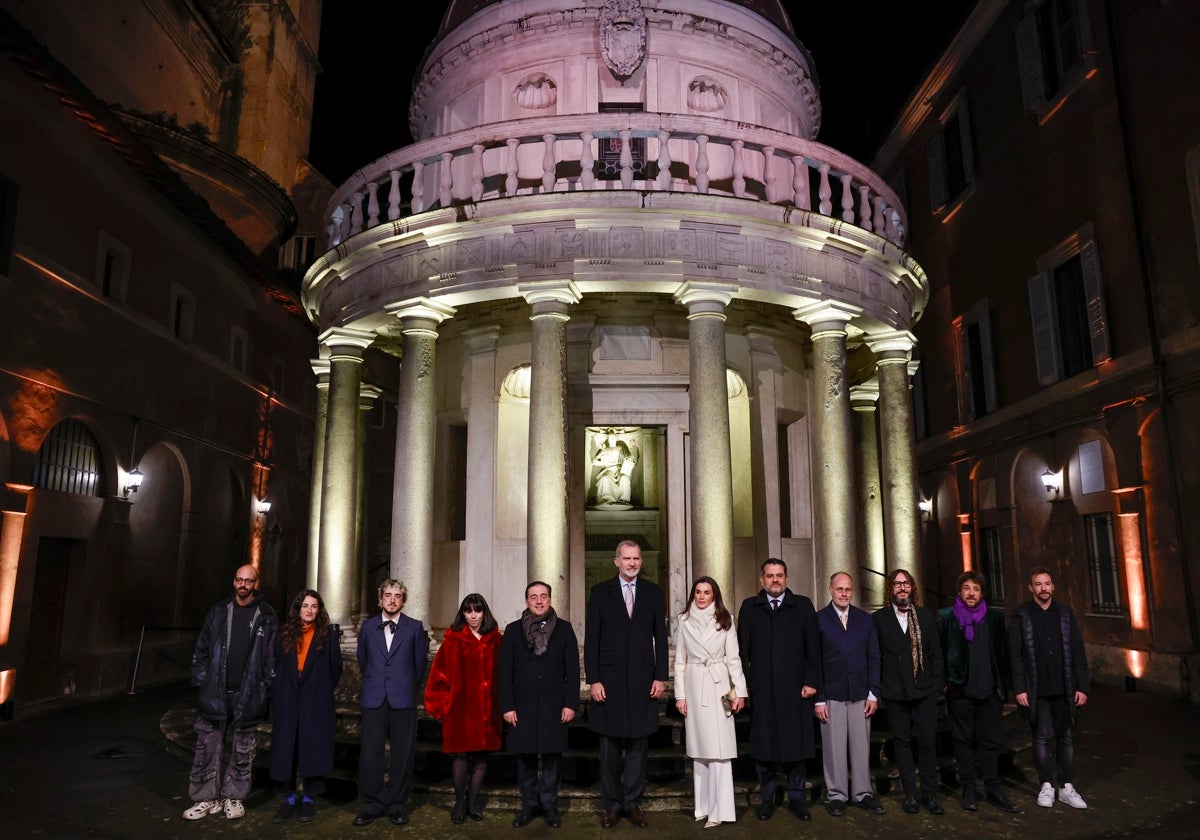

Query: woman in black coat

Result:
[269,589,343,823]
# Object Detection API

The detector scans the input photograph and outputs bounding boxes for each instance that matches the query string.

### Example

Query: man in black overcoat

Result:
[737,558,821,822]
[499,580,580,829]
[585,540,668,829]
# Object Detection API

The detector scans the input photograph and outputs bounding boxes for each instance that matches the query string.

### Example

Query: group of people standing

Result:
[178,548,1090,828]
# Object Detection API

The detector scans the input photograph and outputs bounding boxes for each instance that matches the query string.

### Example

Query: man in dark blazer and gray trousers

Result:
[353,579,428,827]
[585,540,668,829]
[873,567,945,816]
[815,571,885,816]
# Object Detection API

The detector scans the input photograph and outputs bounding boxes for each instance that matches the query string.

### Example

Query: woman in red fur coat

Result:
[424,593,503,823]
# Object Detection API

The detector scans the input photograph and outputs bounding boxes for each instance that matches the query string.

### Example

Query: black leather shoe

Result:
[787,800,812,821]
[468,807,484,821]
[512,810,535,828]
[986,791,1020,813]
[601,809,621,829]
[924,796,945,816]
[352,812,377,826]
[627,807,648,828]
[273,800,297,823]
[825,799,846,817]
[902,796,920,814]
[961,787,979,811]
[298,798,315,823]
[389,811,409,825]
[756,802,776,821]
[545,810,562,828]
[856,794,885,815]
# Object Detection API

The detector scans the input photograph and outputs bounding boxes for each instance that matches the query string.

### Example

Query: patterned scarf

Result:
[952,597,989,642]
[521,607,558,656]
[905,607,926,677]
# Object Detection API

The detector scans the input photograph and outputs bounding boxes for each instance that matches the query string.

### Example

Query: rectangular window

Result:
[1016,0,1096,120]
[980,527,1006,606]
[1085,511,1122,614]
[777,423,792,539]
[95,231,131,302]
[927,94,975,215]
[278,234,317,273]
[228,326,248,373]
[597,102,646,181]
[1028,222,1110,386]
[953,300,998,422]
[169,284,196,341]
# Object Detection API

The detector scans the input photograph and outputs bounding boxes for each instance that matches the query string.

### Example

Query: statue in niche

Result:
[589,428,640,509]
[600,0,647,79]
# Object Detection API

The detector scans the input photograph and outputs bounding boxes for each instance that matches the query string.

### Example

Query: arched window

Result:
[32,418,107,496]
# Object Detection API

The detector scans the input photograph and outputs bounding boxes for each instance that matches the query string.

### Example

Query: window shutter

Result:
[978,308,998,412]
[1028,271,1063,386]
[1079,237,1111,364]
[955,316,975,422]
[957,97,976,185]
[1016,13,1045,112]
[927,131,947,211]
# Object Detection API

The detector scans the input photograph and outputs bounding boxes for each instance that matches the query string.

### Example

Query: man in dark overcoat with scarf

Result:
[498,580,580,829]
[737,558,821,822]
[585,540,668,829]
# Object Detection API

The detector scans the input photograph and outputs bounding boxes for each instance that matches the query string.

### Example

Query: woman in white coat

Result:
[674,576,748,827]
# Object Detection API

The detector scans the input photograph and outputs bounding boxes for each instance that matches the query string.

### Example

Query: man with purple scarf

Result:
[936,571,1019,813]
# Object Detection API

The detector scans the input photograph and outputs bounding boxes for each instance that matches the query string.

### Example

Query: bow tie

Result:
[383,620,396,631]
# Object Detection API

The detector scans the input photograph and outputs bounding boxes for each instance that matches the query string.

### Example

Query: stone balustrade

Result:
[324,113,907,250]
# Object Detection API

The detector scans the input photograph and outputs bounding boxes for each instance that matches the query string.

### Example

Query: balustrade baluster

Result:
[581,131,595,190]
[792,156,810,209]
[696,135,710,194]
[818,164,832,215]
[657,130,672,191]
[472,144,485,202]
[892,209,906,245]
[542,134,557,193]
[412,160,425,213]
[388,170,402,221]
[762,146,776,202]
[858,186,872,231]
[440,152,453,208]
[506,138,520,196]
[872,196,885,236]
[732,140,746,198]
[619,129,634,189]
[366,182,380,228]
[839,174,854,222]
[326,221,337,248]
[350,192,364,235]
[340,203,352,242]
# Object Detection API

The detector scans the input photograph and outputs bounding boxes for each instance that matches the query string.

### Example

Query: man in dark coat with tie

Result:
[873,567,945,816]
[737,558,821,822]
[585,540,668,829]
[499,580,580,829]
[353,579,428,827]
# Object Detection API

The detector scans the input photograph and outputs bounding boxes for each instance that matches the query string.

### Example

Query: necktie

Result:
[840,610,848,629]
[771,598,779,611]
[624,583,634,617]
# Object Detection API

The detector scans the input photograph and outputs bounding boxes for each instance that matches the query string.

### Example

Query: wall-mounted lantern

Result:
[1041,469,1061,500]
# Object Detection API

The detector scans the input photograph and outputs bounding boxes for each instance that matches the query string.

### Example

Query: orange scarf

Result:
[296,622,316,673]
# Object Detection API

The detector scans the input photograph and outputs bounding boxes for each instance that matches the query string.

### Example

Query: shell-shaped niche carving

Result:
[688,76,729,112]
[513,73,558,110]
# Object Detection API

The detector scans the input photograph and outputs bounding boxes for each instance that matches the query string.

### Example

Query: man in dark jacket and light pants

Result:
[1009,566,1091,809]
[183,564,277,821]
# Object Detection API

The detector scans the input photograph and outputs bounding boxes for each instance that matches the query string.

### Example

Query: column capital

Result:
[907,358,922,377]
[384,297,457,331]
[359,383,383,410]
[792,301,861,333]
[519,281,581,315]
[310,358,331,387]
[462,325,503,354]
[850,379,880,411]
[865,329,917,361]
[318,326,374,360]
[675,282,735,318]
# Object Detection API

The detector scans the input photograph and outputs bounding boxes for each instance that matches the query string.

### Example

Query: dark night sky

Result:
[308,1,971,186]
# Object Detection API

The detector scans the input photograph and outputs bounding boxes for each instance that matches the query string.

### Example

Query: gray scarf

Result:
[521,607,558,656]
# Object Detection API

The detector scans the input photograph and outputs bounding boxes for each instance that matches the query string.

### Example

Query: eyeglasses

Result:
[891,581,913,589]
[234,577,257,585]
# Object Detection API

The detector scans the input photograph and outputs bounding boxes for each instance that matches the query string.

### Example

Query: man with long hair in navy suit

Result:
[353,579,429,827]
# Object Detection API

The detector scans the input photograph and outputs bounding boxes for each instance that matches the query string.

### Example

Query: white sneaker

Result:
[223,798,246,819]
[182,800,222,820]
[1036,782,1055,808]
[1058,783,1088,809]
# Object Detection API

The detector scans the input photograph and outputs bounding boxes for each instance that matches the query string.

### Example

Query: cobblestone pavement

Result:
[1,680,1198,839]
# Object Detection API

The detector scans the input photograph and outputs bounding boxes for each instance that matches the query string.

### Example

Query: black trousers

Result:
[754,759,806,805]
[598,735,647,811]
[358,704,416,817]
[947,692,1002,793]
[516,753,562,813]
[883,692,939,799]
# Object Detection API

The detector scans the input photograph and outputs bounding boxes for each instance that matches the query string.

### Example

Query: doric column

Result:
[794,302,861,594]
[521,282,580,615]
[307,358,329,589]
[387,299,455,626]
[676,283,736,596]
[866,331,921,575]
[461,327,502,600]
[354,384,382,624]
[317,327,373,631]
[851,379,886,609]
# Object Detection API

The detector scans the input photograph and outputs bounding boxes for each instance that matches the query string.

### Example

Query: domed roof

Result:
[438,0,795,38]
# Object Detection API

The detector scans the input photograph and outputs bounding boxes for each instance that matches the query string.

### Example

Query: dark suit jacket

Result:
[816,603,880,703]
[357,612,428,710]
[498,616,580,754]
[584,575,668,738]
[937,606,1009,699]
[872,605,944,702]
